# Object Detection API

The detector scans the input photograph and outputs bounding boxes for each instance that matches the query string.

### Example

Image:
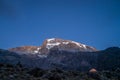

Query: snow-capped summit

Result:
[9,38,97,55]
[40,38,97,53]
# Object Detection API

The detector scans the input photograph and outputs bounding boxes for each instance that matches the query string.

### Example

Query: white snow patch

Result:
[47,38,55,42]
[82,44,87,49]
[33,47,41,54]
[71,41,88,49]
[71,41,82,47]
[46,38,61,49]
[62,42,69,45]
[46,42,61,49]
[37,47,41,50]
[34,50,39,53]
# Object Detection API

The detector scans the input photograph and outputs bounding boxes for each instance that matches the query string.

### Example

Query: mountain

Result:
[0,38,120,72]
[9,38,97,55]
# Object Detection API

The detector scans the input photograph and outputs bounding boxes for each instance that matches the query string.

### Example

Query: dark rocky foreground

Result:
[0,47,120,80]
[0,63,120,80]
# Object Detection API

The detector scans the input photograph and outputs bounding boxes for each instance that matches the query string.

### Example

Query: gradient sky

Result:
[0,0,120,50]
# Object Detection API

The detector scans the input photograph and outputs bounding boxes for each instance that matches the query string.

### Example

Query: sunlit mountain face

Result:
[9,38,97,55]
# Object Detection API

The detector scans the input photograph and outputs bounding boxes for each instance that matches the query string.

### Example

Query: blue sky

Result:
[0,0,120,50]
